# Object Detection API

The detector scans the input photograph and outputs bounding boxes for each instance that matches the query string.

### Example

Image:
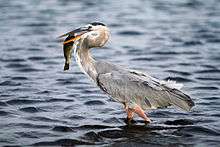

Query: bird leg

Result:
[133,104,151,123]
[124,103,151,123]
[124,103,134,121]
[126,108,134,121]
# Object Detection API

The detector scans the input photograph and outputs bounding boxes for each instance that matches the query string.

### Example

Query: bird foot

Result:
[124,103,151,124]
[144,118,151,124]
[124,117,136,124]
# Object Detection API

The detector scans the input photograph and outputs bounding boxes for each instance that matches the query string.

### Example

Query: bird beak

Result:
[59,26,90,45]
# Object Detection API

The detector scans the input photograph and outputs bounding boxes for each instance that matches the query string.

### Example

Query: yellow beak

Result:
[59,26,90,45]
[63,35,82,45]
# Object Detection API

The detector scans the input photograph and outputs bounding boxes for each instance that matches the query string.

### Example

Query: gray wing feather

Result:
[97,69,194,111]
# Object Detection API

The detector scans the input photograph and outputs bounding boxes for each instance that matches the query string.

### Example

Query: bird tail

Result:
[168,89,195,111]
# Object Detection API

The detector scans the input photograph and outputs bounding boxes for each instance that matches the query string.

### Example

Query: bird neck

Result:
[74,43,97,81]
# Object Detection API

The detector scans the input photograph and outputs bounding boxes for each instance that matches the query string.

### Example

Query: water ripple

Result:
[32,138,94,146]
[1,0,220,146]
[51,125,75,132]
[84,100,105,106]
[19,107,43,113]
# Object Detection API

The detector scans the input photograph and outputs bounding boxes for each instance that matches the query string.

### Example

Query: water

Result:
[0,0,220,146]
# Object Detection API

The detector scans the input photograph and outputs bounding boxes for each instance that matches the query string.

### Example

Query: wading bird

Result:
[59,22,194,123]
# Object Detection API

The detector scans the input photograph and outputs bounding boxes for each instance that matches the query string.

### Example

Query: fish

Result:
[63,35,75,71]
[59,27,89,71]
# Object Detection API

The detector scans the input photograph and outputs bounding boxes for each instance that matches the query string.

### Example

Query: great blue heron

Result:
[59,22,195,123]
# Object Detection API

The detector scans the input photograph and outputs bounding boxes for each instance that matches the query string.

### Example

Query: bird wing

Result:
[97,69,194,111]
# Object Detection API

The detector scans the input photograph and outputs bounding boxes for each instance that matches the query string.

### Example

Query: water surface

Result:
[0,0,220,146]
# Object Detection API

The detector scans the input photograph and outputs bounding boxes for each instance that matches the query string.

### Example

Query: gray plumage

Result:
[60,22,194,117]
[95,61,194,111]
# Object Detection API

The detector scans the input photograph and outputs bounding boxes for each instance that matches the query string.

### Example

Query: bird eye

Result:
[88,26,92,30]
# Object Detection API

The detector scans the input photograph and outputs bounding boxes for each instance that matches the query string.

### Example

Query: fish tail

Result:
[64,63,69,71]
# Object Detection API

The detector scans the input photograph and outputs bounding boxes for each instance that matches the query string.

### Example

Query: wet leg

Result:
[126,108,134,121]
[124,103,134,122]
[133,104,151,123]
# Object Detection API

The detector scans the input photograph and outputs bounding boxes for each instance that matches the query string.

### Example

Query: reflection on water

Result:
[0,0,220,146]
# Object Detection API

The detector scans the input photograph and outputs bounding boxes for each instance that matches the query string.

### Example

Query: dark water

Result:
[0,0,220,146]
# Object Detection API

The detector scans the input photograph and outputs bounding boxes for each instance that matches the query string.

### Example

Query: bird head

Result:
[59,22,110,48]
